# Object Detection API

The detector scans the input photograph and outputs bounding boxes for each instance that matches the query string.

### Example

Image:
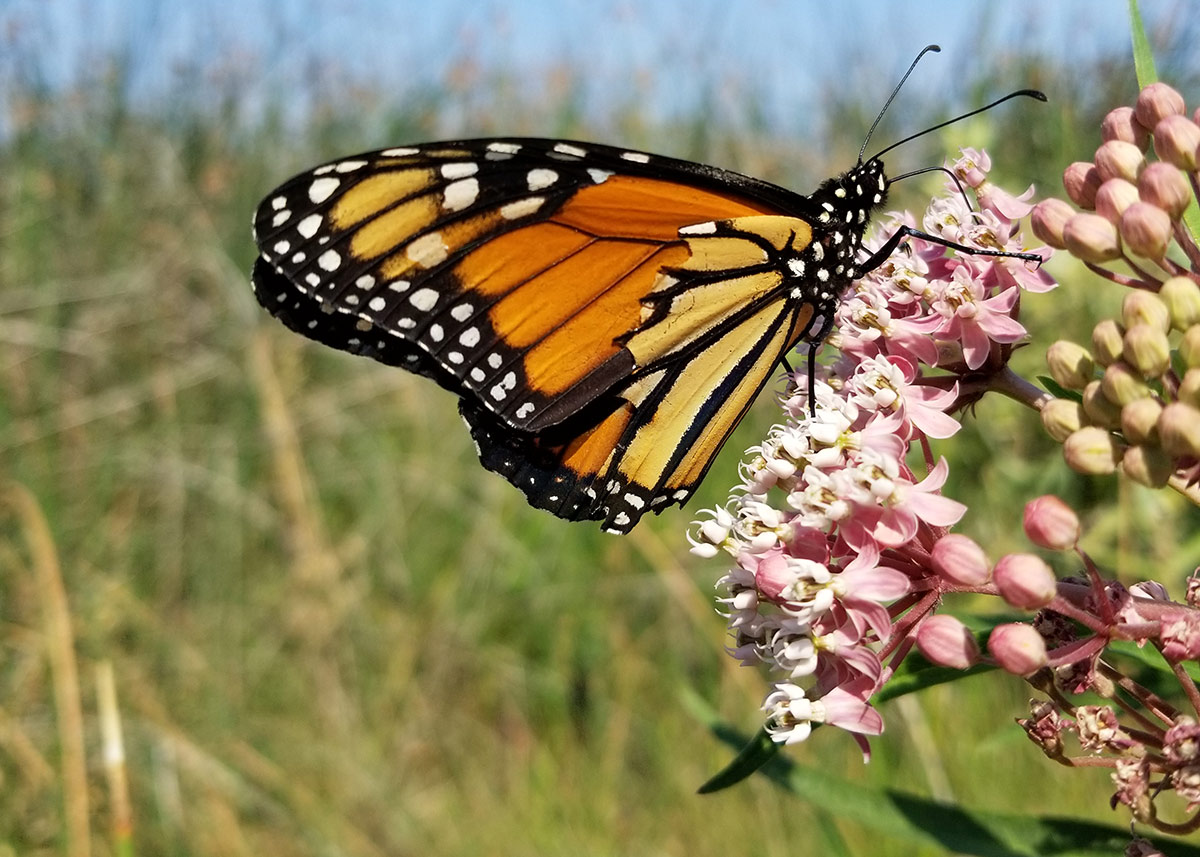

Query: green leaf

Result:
[1127,0,1158,87]
[689,692,1200,857]
[1037,376,1082,403]
[695,725,782,794]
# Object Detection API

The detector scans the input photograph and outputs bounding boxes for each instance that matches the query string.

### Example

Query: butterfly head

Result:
[805,157,890,282]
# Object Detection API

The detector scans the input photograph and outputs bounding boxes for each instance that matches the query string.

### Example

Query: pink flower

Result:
[907,267,1027,370]
[839,457,967,550]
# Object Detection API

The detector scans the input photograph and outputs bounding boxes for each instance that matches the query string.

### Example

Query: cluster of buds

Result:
[1031,83,1200,496]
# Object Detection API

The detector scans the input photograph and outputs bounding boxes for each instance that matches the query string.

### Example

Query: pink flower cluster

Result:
[690,151,1054,753]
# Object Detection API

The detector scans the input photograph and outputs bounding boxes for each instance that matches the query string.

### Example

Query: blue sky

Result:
[0,0,1190,141]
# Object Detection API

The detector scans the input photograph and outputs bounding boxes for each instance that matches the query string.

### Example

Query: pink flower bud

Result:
[1182,325,1200,369]
[931,533,990,585]
[1091,318,1126,366]
[1121,396,1163,445]
[1046,340,1094,390]
[993,553,1058,609]
[1041,398,1085,442]
[916,614,980,669]
[1163,716,1200,764]
[1063,426,1122,474]
[1122,444,1173,488]
[1159,402,1200,458]
[1094,178,1139,224]
[1119,202,1172,260]
[1179,367,1200,407]
[1081,379,1122,428]
[1062,161,1102,209]
[1121,323,1171,378]
[1160,277,1200,331]
[754,551,794,603]
[988,623,1048,675]
[1160,608,1200,662]
[1102,361,1153,407]
[1094,140,1145,183]
[1062,213,1121,263]
[1138,162,1192,220]
[1030,198,1075,249]
[1023,496,1080,550]
[1153,114,1200,171]
[1101,105,1151,149]
[1135,82,1186,128]
[1122,290,1171,333]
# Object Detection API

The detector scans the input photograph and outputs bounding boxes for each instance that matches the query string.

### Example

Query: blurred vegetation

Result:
[3,11,1200,857]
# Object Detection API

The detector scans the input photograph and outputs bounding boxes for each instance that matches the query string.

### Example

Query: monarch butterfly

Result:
[250,46,1043,533]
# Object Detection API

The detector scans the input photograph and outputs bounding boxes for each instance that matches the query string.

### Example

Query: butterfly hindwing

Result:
[252,138,887,530]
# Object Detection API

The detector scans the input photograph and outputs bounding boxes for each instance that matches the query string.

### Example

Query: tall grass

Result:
[3,29,1199,856]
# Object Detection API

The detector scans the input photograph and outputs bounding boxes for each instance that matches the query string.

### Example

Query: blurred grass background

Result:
[4,2,1200,855]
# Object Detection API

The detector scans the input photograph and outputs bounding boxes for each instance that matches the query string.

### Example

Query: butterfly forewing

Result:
[252,138,885,530]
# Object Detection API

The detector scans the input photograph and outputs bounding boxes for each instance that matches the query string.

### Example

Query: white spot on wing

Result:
[406,232,448,267]
[308,177,340,203]
[297,214,322,238]
[355,274,376,289]
[553,142,587,158]
[409,288,439,312]
[500,196,545,220]
[318,249,341,271]
[459,327,480,347]
[527,168,558,191]
[381,147,419,157]
[368,296,387,311]
[587,168,613,184]
[620,151,650,163]
[443,177,479,211]
[679,221,717,236]
[441,162,479,179]
[450,303,474,322]
[487,142,522,154]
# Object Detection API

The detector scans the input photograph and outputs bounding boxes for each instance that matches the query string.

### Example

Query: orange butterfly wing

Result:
[252,139,883,531]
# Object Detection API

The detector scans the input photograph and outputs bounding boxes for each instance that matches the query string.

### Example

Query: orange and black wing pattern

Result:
[251,138,889,532]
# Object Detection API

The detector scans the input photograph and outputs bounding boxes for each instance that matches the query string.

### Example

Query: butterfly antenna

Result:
[858,44,942,164]
[870,89,1047,163]
[890,164,972,207]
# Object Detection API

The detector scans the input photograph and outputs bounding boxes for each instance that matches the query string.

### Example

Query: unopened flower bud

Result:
[1094,140,1145,183]
[1122,290,1171,333]
[1063,213,1121,263]
[1046,340,1094,390]
[1119,202,1172,259]
[1030,198,1075,249]
[1121,323,1171,377]
[1122,444,1174,487]
[988,623,1049,675]
[1041,398,1085,441]
[1091,319,1126,366]
[1101,105,1151,149]
[1121,396,1163,444]
[1153,114,1200,171]
[1064,426,1122,474]
[1023,496,1080,550]
[1063,161,1102,209]
[1179,368,1200,408]
[931,533,990,585]
[916,615,981,669]
[994,553,1058,609]
[1135,82,1186,128]
[1094,178,1140,223]
[1160,276,1200,330]
[1181,325,1200,368]
[1159,402,1200,458]
[1102,361,1152,406]
[1082,379,1123,427]
[1138,162,1192,220]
